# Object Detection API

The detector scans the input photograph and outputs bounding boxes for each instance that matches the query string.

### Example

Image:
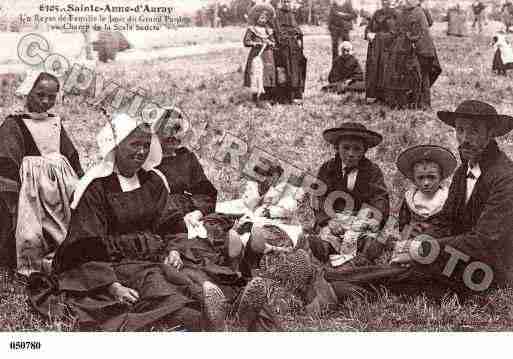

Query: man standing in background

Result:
[471,0,486,33]
[328,0,358,64]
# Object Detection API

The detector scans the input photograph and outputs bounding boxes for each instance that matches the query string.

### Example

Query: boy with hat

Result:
[310,122,390,268]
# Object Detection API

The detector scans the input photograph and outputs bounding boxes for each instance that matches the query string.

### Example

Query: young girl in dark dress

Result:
[243,4,277,107]
[0,72,83,275]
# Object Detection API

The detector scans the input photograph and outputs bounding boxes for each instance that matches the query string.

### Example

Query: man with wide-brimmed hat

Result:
[310,122,390,267]
[390,100,513,293]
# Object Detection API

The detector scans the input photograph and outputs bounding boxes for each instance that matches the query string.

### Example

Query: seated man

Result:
[321,41,365,94]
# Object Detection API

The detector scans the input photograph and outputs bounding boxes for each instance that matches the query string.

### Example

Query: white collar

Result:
[405,185,448,218]
[466,163,482,180]
[116,172,141,192]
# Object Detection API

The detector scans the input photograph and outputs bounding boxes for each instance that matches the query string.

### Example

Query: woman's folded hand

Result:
[108,282,140,304]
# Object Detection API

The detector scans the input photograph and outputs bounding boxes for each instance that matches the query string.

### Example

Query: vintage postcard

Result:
[1,0,513,355]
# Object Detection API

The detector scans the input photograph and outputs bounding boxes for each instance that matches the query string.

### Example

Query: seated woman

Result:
[30,113,226,331]
[321,41,365,94]
[151,107,281,331]
[310,123,390,270]
[0,71,83,275]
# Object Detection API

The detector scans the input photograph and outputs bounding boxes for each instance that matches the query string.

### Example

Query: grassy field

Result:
[1,22,513,331]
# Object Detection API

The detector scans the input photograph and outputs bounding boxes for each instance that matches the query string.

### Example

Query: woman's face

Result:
[115,126,152,177]
[27,78,59,113]
[337,137,366,168]
[281,0,291,10]
[157,112,185,156]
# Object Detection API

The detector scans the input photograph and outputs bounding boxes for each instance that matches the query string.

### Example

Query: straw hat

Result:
[397,145,458,181]
[248,3,276,25]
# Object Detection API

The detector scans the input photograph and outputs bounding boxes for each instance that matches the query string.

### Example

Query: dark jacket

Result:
[314,155,390,229]
[328,1,358,34]
[328,53,364,84]
[421,141,513,289]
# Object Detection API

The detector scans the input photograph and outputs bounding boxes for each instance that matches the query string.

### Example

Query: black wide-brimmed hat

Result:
[397,145,458,181]
[248,4,276,25]
[437,100,513,137]
[322,122,383,148]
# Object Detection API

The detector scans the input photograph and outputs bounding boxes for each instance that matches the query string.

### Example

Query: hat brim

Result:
[397,145,458,181]
[322,128,383,148]
[437,111,513,137]
[248,4,276,25]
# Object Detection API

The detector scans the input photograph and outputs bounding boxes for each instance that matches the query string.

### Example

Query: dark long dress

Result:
[365,8,399,100]
[0,115,83,268]
[273,8,307,103]
[383,5,441,109]
[29,170,203,331]
[492,48,513,75]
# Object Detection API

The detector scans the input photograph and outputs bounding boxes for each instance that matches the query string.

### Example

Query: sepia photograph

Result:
[1,0,513,354]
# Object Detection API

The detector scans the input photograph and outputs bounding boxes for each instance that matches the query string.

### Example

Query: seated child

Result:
[492,34,513,76]
[310,122,390,270]
[216,161,305,278]
[392,144,457,263]
[321,41,365,94]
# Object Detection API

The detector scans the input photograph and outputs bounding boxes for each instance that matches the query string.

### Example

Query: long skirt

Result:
[366,33,394,100]
[274,38,307,103]
[493,49,513,74]
[16,154,78,276]
[243,46,276,92]
[29,260,201,331]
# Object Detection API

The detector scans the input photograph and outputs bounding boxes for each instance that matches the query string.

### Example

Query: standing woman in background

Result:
[365,0,399,103]
[273,0,307,104]
[0,71,83,275]
[383,0,441,109]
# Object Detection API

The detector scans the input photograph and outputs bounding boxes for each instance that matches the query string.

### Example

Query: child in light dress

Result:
[392,145,457,263]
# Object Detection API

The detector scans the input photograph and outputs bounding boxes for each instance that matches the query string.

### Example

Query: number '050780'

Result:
[9,341,41,350]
